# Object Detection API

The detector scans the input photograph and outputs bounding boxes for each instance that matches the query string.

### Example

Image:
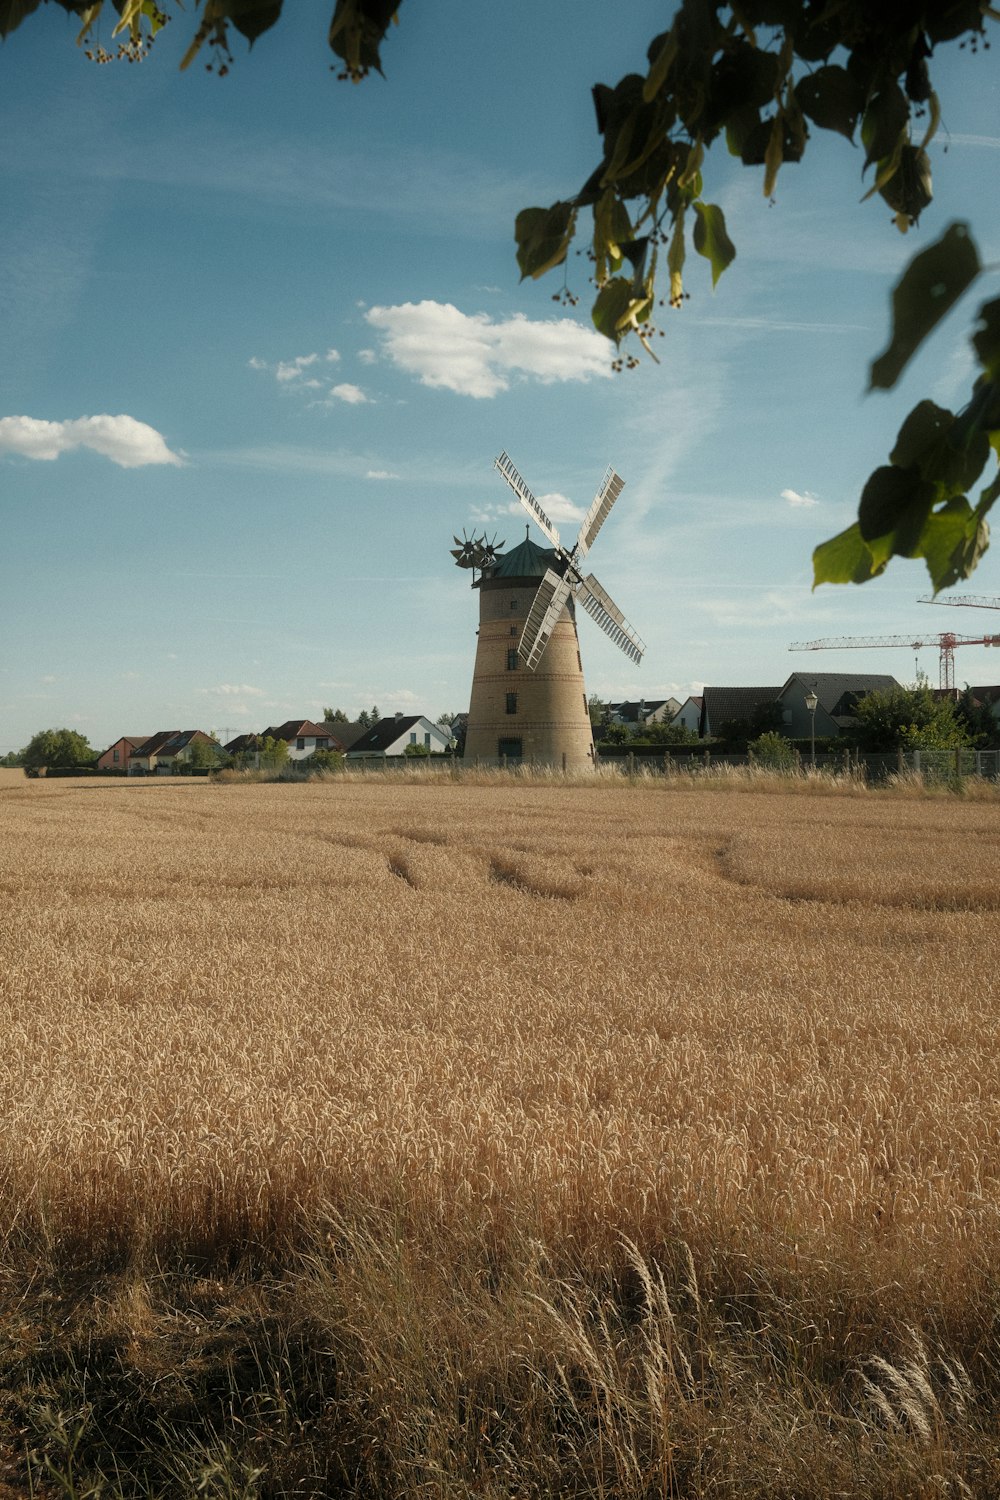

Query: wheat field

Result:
[2,771,1000,1497]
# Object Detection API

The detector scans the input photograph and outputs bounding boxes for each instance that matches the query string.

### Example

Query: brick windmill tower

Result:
[458,452,645,771]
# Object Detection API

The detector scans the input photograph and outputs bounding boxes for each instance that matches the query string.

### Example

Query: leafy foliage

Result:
[846,684,971,752]
[748,730,798,769]
[323,707,350,724]
[20,728,94,771]
[6,1,999,586]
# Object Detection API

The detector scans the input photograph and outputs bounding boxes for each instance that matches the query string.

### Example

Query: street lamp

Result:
[804,690,818,770]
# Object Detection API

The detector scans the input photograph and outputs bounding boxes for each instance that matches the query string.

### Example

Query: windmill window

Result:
[506,648,518,671]
[510,625,518,637]
[583,694,588,715]
[506,692,518,715]
[510,599,517,612]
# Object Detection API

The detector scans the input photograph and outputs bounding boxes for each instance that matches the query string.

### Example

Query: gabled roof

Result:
[347,715,439,753]
[224,733,262,753]
[701,687,782,729]
[135,730,210,757]
[781,672,899,713]
[262,720,339,742]
[612,699,674,722]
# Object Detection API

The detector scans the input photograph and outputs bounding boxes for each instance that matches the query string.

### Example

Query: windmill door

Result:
[497,737,523,765]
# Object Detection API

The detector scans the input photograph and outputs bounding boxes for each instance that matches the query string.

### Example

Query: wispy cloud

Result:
[0,415,182,468]
[330,383,368,405]
[782,487,820,507]
[197,683,265,697]
[366,468,399,480]
[251,349,341,387]
[364,301,613,398]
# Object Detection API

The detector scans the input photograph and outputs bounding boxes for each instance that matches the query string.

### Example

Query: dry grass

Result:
[2,774,1000,1497]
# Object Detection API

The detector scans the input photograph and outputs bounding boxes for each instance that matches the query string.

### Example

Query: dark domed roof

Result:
[488,534,558,580]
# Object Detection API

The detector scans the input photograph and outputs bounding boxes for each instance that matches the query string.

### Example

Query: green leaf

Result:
[858,464,937,549]
[918,501,990,592]
[0,0,45,39]
[812,523,884,587]
[891,399,990,494]
[795,65,863,140]
[592,278,633,343]
[869,222,981,390]
[515,202,577,281]
[972,297,1000,380]
[861,82,908,169]
[328,0,398,79]
[692,201,735,286]
[227,0,283,46]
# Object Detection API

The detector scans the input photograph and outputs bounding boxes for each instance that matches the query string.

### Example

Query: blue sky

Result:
[2,3,999,753]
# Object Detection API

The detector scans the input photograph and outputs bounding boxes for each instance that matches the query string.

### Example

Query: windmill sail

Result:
[575,466,625,560]
[495,451,562,549]
[575,573,645,664]
[519,568,574,671]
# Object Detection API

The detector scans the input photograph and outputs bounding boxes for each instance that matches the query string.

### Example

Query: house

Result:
[258,719,364,760]
[97,736,148,773]
[778,673,900,739]
[610,698,681,726]
[699,686,783,739]
[670,696,703,735]
[128,730,217,774]
[345,714,452,762]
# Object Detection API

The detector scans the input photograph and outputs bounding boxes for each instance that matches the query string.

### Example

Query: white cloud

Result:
[276,353,319,382]
[364,301,613,398]
[198,683,265,697]
[781,487,820,508]
[357,348,377,365]
[330,383,368,405]
[366,469,399,480]
[325,348,341,363]
[0,414,182,468]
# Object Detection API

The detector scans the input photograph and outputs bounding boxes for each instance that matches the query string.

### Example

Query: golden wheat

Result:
[2,773,999,1495]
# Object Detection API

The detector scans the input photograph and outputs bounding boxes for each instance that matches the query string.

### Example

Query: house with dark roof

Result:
[610,698,681,726]
[258,720,364,760]
[671,696,703,735]
[96,736,148,773]
[700,686,783,739]
[778,672,900,738]
[128,730,216,774]
[345,714,452,761]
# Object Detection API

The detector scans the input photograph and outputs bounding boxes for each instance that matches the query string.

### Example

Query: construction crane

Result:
[919,593,1000,611]
[789,632,1000,691]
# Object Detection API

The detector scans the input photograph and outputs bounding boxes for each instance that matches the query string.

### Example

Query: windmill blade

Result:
[519,567,574,671]
[576,573,646,665]
[575,465,625,560]
[495,451,562,550]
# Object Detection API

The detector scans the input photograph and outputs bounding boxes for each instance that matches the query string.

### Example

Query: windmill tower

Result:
[457,452,645,771]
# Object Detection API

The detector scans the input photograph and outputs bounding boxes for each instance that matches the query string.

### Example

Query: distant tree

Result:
[259,735,289,769]
[323,707,349,723]
[1,749,23,767]
[954,686,997,747]
[356,705,381,729]
[847,684,971,752]
[749,730,798,770]
[21,728,94,773]
[633,720,700,747]
[747,700,784,737]
[187,735,223,770]
[596,722,631,747]
[588,695,613,732]
[304,748,344,772]
[403,742,430,758]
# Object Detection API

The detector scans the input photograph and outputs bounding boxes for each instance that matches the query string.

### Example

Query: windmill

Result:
[459,452,645,770]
